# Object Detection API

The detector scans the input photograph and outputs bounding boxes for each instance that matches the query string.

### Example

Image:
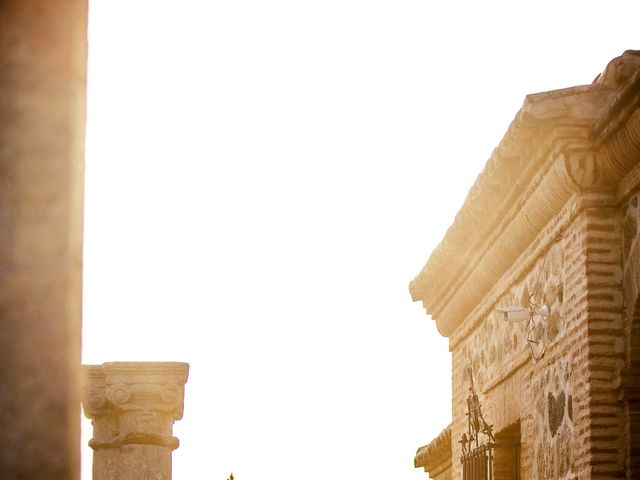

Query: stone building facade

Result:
[412,51,640,479]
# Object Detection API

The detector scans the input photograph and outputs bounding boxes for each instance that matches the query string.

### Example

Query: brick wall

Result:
[448,190,628,479]
[620,189,640,478]
[413,54,640,480]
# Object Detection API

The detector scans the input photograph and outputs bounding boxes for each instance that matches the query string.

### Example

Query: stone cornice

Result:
[410,59,640,338]
[590,69,640,147]
[414,425,452,471]
[446,190,614,351]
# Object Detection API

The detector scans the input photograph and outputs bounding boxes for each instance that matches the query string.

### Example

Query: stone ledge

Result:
[414,424,452,472]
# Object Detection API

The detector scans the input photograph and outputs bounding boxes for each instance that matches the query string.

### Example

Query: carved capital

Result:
[81,362,189,451]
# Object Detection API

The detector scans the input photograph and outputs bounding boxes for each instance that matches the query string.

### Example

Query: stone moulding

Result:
[410,58,640,338]
[414,424,452,473]
[88,432,180,450]
[590,70,640,146]
[445,189,602,353]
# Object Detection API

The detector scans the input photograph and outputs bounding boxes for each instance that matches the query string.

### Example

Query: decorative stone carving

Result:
[410,52,640,338]
[81,362,189,480]
[558,149,602,189]
[594,50,640,89]
[413,52,637,480]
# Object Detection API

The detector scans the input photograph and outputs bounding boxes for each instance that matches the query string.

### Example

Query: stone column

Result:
[0,1,87,478]
[82,362,189,480]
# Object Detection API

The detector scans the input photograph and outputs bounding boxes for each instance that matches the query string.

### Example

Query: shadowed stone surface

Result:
[0,1,87,478]
[548,391,565,438]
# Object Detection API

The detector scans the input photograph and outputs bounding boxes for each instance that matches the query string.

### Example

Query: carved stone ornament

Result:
[410,51,640,339]
[594,50,640,89]
[81,362,189,451]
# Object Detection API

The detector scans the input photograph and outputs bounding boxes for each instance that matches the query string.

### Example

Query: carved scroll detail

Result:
[81,362,189,451]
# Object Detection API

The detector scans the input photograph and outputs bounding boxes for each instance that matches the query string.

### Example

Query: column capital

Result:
[82,362,189,451]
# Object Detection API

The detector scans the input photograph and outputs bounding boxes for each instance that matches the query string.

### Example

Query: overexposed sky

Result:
[81,2,638,479]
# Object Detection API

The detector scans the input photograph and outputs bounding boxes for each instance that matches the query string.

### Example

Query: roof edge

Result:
[414,424,452,471]
[411,54,640,337]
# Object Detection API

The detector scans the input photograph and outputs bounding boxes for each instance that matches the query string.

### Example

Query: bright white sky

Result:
[81,1,638,479]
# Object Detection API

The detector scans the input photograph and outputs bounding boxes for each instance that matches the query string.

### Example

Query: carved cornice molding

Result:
[82,362,189,451]
[414,425,452,472]
[410,54,640,338]
[89,432,181,450]
[590,69,640,148]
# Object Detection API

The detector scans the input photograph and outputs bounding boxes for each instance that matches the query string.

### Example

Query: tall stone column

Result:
[0,1,87,478]
[82,362,189,480]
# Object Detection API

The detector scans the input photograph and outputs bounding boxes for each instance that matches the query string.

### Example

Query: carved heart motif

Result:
[548,391,565,437]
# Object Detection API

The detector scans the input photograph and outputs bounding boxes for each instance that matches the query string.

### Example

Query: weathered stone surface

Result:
[410,52,640,339]
[595,50,640,89]
[0,1,87,478]
[82,362,189,480]
[414,425,451,478]
[547,391,565,438]
[413,52,640,479]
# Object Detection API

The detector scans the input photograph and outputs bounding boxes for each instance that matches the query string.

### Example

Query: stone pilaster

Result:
[82,362,189,480]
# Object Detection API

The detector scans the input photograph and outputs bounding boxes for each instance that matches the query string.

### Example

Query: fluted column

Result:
[82,362,189,480]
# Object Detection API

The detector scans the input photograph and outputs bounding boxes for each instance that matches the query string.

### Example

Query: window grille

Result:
[459,368,495,480]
